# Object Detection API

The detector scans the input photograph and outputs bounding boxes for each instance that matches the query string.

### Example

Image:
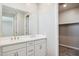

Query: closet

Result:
[59,3,79,56]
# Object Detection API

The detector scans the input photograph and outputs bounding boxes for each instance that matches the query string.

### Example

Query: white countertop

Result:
[0,34,46,47]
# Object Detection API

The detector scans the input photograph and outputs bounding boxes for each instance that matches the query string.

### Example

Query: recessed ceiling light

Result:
[63,4,67,7]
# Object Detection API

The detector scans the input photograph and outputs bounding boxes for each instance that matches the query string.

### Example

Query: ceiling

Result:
[59,3,79,12]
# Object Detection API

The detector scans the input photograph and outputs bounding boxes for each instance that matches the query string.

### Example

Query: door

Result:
[18,48,26,56]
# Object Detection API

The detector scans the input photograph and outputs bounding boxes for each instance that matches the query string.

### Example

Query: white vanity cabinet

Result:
[35,39,47,56]
[0,35,47,56]
[2,42,27,56]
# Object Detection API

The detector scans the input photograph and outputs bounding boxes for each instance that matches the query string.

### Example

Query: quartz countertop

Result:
[0,34,46,47]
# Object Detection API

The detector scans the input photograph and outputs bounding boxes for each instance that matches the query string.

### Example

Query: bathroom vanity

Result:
[0,5,47,56]
[0,34,47,56]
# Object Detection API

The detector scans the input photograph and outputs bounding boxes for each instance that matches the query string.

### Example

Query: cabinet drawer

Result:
[2,43,26,52]
[27,41,34,46]
[35,44,41,56]
[27,46,34,56]
[35,39,46,45]
[2,48,26,56]
[2,50,18,56]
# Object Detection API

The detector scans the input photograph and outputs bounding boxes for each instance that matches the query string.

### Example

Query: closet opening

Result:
[59,3,79,56]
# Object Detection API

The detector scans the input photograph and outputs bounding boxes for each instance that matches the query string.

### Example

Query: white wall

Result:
[38,3,58,56]
[2,3,26,11]
[59,7,79,24]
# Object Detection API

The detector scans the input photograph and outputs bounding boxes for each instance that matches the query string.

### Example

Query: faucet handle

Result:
[11,37,13,40]
[14,37,16,40]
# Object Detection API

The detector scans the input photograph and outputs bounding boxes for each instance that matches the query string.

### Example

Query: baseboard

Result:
[59,44,79,51]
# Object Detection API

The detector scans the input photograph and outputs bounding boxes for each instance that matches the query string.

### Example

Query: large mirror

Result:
[1,5,30,37]
[16,9,30,36]
[2,5,17,37]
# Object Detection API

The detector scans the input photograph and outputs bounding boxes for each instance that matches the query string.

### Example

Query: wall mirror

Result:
[2,5,16,37]
[1,5,30,37]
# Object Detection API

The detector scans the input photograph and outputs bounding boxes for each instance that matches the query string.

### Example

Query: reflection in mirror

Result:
[1,5,30,37]
[16,11,25,36]
[26,15,29,35]
[2,5,16,37]
[2,16,14,36]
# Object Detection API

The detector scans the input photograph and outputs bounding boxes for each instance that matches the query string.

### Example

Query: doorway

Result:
[59,3,79,56]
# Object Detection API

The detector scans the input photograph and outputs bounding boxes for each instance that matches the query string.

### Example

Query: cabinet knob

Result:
[28,49,33,52]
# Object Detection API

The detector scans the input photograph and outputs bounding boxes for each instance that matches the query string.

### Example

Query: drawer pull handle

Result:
[40,45,42,49]
[28,49,33,52]
[14,52,18,56]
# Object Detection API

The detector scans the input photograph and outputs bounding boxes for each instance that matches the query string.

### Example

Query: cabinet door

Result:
[40,43,46,56]
[35,40,46,56]
[2,48,26,56]
[18,48,26,56]
[27,46,34,56]
[35,44,41,56]
[2,50,18,56]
